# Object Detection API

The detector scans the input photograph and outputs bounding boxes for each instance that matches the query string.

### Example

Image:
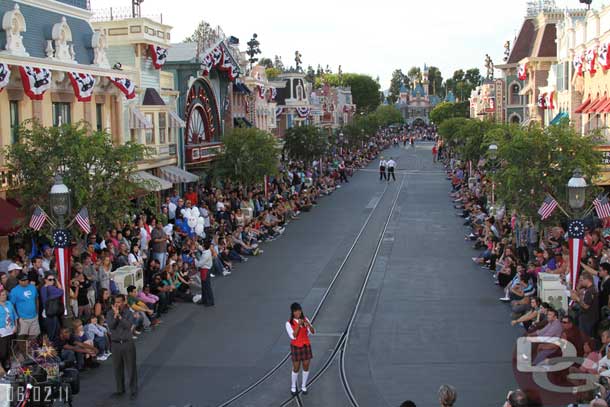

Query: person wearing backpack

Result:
[40,272,64,343]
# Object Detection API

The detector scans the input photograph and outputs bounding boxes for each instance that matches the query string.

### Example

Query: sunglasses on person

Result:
[47,278,55,282]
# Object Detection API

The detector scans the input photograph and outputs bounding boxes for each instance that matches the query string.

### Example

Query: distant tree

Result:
[246,33,261,70]
[388,69,406,104]
[184,20,214,57]
[258,57,274,69]
[407,66,422,85]
[305,65,315,83]
[374,105,404,126]
[215,128,279,186]
[427,66,443,96]
[429,102,470,125]
[283,126,329,164]
[343,73,381,113]
[265,67,282,80]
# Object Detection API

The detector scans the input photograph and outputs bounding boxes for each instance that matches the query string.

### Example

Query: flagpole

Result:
[551,197,571,218]
[39,207,57,228]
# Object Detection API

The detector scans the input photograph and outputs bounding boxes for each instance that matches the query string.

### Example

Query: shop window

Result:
[96,103,103,131]
[510,84,521,105]
[145,113,155,144]
[159,112,167,144]
[9,101,19,144]
[53,102,71,126]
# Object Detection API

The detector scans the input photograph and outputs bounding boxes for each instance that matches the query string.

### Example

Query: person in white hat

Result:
[5,263,21,291]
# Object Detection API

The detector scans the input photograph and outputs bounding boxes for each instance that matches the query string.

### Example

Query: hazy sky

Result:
[90,0,575,89]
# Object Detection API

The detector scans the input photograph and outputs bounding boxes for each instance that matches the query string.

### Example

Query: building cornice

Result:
[15,0,92,20]
[0,53,133,78]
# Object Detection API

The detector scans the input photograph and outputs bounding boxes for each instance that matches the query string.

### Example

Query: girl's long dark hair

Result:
[290,302,303,324]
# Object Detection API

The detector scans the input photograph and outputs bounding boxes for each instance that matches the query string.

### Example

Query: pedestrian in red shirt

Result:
[285,303,315,395]
[184,186,198,206]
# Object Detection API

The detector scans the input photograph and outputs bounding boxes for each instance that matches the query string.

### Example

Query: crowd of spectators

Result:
[443,142,610,405]
[0,130,396,385]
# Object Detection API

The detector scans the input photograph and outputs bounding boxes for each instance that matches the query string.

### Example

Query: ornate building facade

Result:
[395,65,441,124]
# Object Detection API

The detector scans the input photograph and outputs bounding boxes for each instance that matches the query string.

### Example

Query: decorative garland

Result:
[545,91,555,110]
[258,85,266,99]
[18,66,51,100]
[574,53,584,77]
[599,43,610,71]
[275,106,284,117]
[200,44,240,81]
[296,106,311,118]
[0,63,10,92]
[270,87,277,100]
[517,63,527,81]
[585,48,597,75]
[67,72,96,102]
[110,77,136,99]
[149,44,168,69]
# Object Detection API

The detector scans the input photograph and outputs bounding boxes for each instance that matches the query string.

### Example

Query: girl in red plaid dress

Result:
[286,302,315,395]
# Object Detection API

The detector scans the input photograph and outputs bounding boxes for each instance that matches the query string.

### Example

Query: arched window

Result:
[510,84,521,105]
[510,114,521,124]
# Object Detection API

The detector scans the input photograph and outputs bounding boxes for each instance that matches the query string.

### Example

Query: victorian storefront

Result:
[273,70,313,138]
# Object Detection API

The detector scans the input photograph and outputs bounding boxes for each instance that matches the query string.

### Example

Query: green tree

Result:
[429,101,470,125]
[246,33,261,70]
[258,57,274,69]
[283,126,329,163]
[494,123,602,219]
[427,66,443,96]
[407,67,422,86]
[388,69,406,104]
[343,73,381,113]
[265,67,282,80]
[374,105,403,127]
[4,122,148,231]
[215,127,279,186]
[305,65,315,83]
[184,20,214,58]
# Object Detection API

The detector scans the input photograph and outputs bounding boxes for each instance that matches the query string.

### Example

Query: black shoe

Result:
[291,390,298,396]
[130,393,137,401]
[302,389,308,395]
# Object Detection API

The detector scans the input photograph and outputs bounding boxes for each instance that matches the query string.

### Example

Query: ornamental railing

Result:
[91,7,163,23]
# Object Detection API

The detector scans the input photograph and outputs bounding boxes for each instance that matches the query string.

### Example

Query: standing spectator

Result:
[438,384,457,407]
[195,240,214,307]
[106,294,138,400]
[41,245,53,272]
[0,290,17,371]
[571,273,599,337]
[151,222,168,270]
[40,273,64,343]
[9,273,39,340]
[5,263,20,292]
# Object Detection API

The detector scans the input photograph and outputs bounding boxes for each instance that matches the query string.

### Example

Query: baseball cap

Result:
[7,263,22,272]
[17,273,28,281]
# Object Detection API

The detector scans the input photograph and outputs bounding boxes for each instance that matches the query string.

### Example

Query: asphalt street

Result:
[76,143,518,407]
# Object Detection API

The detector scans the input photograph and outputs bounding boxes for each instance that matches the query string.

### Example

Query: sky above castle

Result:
[91,0,578,89]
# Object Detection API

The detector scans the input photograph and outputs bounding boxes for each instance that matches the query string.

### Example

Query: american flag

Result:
[538,195,558,220]
[29,206,47,231]
[75,207,91,234]
[594,194,610,219]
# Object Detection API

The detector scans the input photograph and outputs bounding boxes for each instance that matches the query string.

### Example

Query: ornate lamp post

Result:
[49,174,72,316]
[565,168,588,298]
[567,168,587,212]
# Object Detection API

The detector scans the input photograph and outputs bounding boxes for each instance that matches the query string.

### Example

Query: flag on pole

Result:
[593,195,610,219]
[567,219,585,292]
[537,195,558,220]
[75,207,91,234]
[29,206,47,231]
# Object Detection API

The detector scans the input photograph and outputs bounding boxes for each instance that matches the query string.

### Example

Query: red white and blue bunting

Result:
[0,63,10,92]
[275,106,284,117]
[574,53,584,77]
[537,93,547,109]
[599,43,610,71]
[110,77,136,99]
[200,44,240,81]
[517,63,527,81]
[295,106,311,118]
[149,45,168,69]
[545,91,555,110]
[270,87,277,100]
[67,72,96,102]
[19,66,51,100]
[257,85,266,99]
[586,48,597,75]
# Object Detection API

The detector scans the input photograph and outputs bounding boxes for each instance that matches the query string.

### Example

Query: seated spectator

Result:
[85,315,110,361]
[126,285,159,331]
[55,327,98,371]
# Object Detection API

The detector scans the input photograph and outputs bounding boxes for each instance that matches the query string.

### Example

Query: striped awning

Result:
[129,107,153,129]
[169,110,186,128]
[159,166,199,183]
[130,171,172,191]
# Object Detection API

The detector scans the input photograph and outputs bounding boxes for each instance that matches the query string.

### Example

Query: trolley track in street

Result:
[215,174,404,407]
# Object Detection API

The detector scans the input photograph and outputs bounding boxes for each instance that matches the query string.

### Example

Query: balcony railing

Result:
[91,7,163,23]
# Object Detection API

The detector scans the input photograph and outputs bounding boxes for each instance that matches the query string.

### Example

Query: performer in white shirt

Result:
[386,158,396,182]
[379,157,387,181]
[285,302,315,395]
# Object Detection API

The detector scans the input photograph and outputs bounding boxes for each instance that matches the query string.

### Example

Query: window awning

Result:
[549,112,569,125]
[159,166,199,184]
[130,171,172,191]
[584,98,604,114]
[169,111,186,128]
[599,98,610,113]
[130,107,153,129]
[575,97,592,114]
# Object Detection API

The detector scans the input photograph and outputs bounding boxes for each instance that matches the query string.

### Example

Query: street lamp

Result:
[567,168,587,211]
[50,175,71,227]
[488,143,498,161]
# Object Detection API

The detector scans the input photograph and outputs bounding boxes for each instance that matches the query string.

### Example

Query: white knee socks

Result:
[302,370,309,390]
[291,371,298,391]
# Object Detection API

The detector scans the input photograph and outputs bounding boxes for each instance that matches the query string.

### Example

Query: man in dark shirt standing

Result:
[150,223,168,271]
[599,263,610,312]
[106,294,137,400]
[571,273,599,337]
